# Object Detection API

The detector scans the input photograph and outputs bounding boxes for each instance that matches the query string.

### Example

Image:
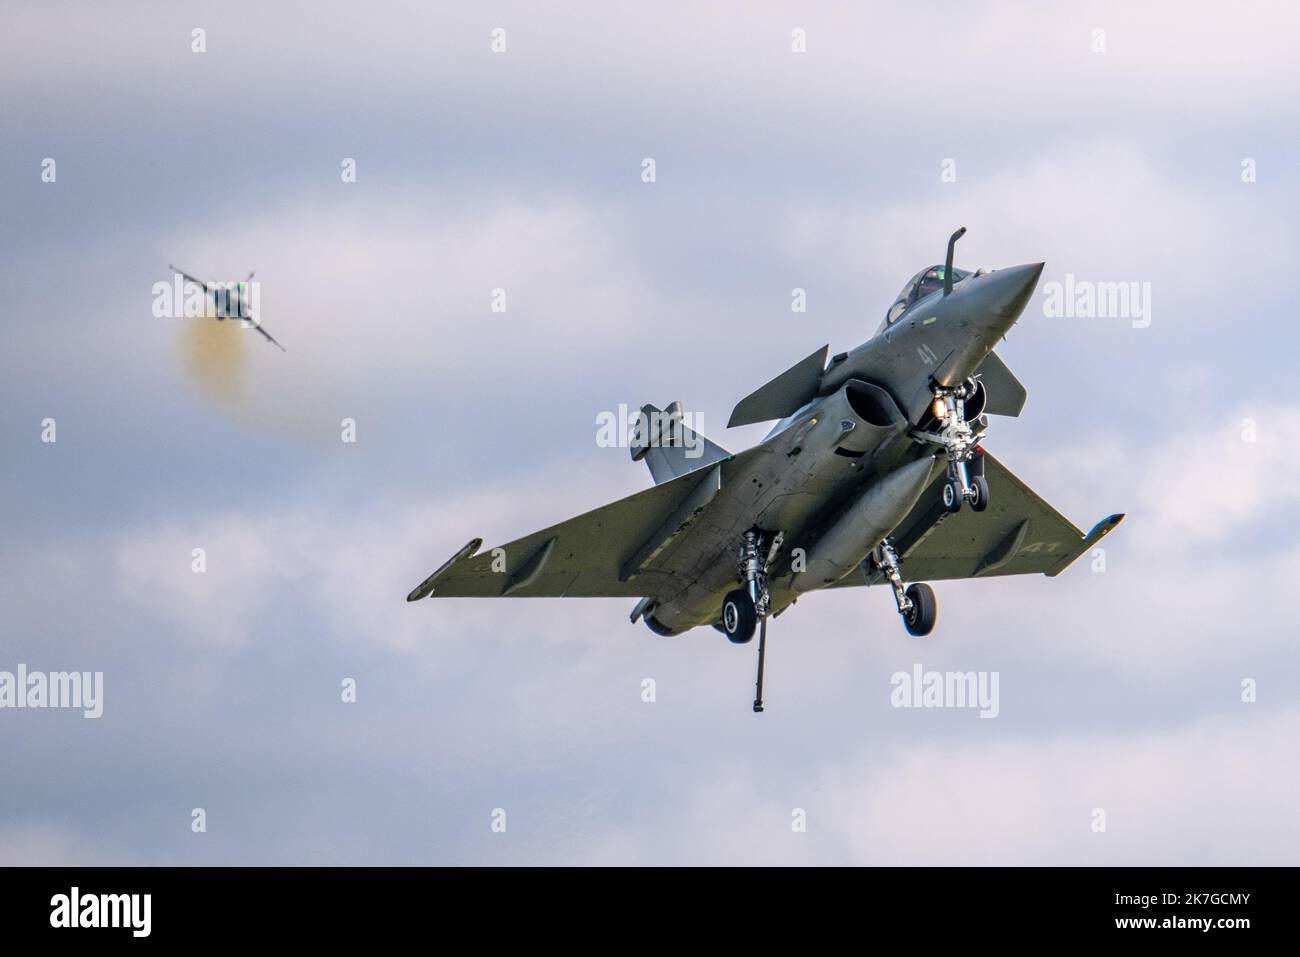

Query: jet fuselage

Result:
[642,262,1045,635]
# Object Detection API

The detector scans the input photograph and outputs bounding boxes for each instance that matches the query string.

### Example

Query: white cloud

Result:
[117,515,292,646]
[110,456,652,650]
[782,140,1291,308]
[815,707,1299,865]
[8,2,1299,126]
[553,707,1300,865]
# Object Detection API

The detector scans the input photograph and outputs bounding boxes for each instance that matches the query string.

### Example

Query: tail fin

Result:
[630,401,729,484]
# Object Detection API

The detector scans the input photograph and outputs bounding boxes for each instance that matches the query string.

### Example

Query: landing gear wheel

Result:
[721,589,757,644]
[942,478,963,513]
[902,583,937,637]
[968,475,989,512]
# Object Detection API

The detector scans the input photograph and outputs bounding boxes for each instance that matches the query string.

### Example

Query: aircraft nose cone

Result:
[928,261,1045,388]
[984,261,1045,320]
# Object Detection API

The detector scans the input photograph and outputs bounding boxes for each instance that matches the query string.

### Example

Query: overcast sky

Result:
[1,0,1297,865]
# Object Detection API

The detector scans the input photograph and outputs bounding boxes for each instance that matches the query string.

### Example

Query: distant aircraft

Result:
[406,228,1124,711]
[168,265,286,351]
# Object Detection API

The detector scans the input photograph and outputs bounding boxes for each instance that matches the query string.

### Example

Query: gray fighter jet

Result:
[168,265,286,351]
[407,228,1123,711]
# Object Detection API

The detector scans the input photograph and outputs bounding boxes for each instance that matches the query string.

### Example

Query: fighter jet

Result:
[168,265,286,351]
[406,228,1123,711]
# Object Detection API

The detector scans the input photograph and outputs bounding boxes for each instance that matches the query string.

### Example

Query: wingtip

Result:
[1084,513,1125,542]
[406,537,483,602]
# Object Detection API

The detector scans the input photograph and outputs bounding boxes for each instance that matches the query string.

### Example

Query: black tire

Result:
[903,582,937,637]
[721,589,757,644]
[969,474,990,513]
[942,477,962,513]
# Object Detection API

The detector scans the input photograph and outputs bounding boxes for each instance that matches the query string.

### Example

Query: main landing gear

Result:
[872,539,937,637]
[920,380,989,515]
[719,529,784,712]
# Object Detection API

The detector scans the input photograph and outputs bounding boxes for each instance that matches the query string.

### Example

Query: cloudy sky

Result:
[1,0,1297,865]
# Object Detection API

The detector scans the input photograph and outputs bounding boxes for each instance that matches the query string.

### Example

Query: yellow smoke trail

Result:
[178,315,340,447]
[182,317,248,409]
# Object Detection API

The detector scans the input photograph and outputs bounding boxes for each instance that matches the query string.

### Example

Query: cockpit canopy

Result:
[886,264,972,324]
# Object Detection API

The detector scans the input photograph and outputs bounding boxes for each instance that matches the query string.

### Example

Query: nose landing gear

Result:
[943,469,989,514]
[922,381,989,514]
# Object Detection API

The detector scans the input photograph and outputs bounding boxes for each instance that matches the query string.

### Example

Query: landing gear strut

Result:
[921,380,989,514]
[873,538,937,637]
[719,529,784,712]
